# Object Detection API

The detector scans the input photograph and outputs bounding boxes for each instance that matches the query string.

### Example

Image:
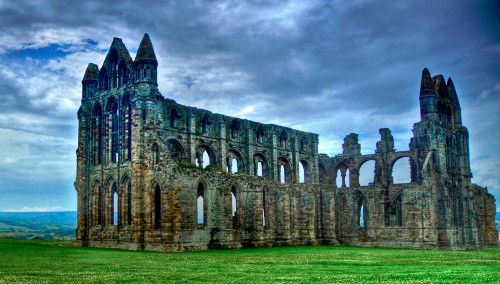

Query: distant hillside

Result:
[0,211,76,240]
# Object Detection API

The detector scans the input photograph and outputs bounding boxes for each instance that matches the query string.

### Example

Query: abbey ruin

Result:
[74,34,497,251]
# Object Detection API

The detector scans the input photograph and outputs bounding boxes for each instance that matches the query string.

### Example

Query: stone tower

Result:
[74,36,497,251]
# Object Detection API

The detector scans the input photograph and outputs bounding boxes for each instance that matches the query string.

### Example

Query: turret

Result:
[419,68,439,121]
[134,33,158,85]
[447,77,462,125]
[82,63,99,100]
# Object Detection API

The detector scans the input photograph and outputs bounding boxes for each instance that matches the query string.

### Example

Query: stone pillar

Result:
[187,113,196,163]
[246,127,254,175]
[219,119,227,171]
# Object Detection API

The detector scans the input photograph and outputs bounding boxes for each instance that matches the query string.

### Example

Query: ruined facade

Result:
[74,34,497,251]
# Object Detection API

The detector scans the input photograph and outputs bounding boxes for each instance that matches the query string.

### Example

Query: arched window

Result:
[196,150,210,168]
[170,108,179,128]
[256,126,265,144]
[92,104,103,165]
[152,143,159,165]
[231,186,237,229]
[230,119,240,139]
[153,184,161,229]
[253,153,268,178]
[166,139,185,162]
[279,131,287,147]
[197,183,205,225]
[99,67,109,91]
[201,115,210,134]
[122,95,132,161]
[392,157,411,184]
[299,160,307,183]
[110,101,119,163]
[355,192,366,228]
[335,165,350,188]
[277,157,290,184]
[111,183,119,225]
[118,61,128,86]
[359,160,376,186]
[226,150,243,174]
[385,194,403,226]
[335,166,350,187]
[262,190,267,228]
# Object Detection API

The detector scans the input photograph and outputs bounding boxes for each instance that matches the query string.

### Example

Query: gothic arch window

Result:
[195,145,217,169]
[99,67,109,91]
[197,183,206,226]
[152,143,160,165]
[335,164,350,188]
[92,103,103,165]
[256,126,265,144]
[170,108,180,128]
[121,95,132,161]
[385,194,403,226]
[226,150,244,174]
[230,119,240,139]
[109,100,119,163]
[253,153,269,178]
[359,160,376,186]
[392,157,412,184]
[277,157,291,184]
[355,192,367,228]
[279,131,288,147]
[152,184,162,229]
[117,61,129,87]
[201,114,211,134]
[166,139,186,162]
[299,160,308,183]
[231,185,238,229]
[110,182,119,225]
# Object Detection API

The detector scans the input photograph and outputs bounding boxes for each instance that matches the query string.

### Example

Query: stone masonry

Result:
[74,34,497,251]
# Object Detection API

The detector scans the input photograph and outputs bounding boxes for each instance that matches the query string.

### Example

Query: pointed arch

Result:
[230,184,239,229]
[277,157,291,184]
[354,191,367,228]
[335,163,350,188]
[256,125,265,144]
[197,181,207,226]
[253,152,269,179]
[358,159,376,186]
[121,94,132,161]
[226,149,245,174]
[165,138,186,162]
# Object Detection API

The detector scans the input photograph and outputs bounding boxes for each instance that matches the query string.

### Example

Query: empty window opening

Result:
[359,204,366,228]
[393,157,411,184]
[231,186,237,228]
[153,184,161,229]
[197,183,205,225]
[280,165,285,184]
[256,162,263,177]
[359,160,376,186]
[196,150,210,169]
[262,190,267,227]
[231,158,238,173]
[299,161,307,183]
[111,102,119,163]
[336,167,350,188]
[113,190,118,225]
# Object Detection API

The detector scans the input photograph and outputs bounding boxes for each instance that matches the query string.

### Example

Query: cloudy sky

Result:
[0,0,498,212]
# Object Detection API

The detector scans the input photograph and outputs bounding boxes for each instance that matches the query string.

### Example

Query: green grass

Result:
[0,238,499,283]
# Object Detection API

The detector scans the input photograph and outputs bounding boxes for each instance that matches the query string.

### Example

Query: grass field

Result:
[0,238,499,283]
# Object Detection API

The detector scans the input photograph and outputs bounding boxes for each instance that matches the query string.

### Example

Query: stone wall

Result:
[74,35,497,251]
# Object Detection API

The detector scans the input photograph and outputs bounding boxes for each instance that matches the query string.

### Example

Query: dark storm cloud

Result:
[0,0,498,210]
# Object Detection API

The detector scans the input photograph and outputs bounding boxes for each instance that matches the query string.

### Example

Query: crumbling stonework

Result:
[74,34,497,251]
